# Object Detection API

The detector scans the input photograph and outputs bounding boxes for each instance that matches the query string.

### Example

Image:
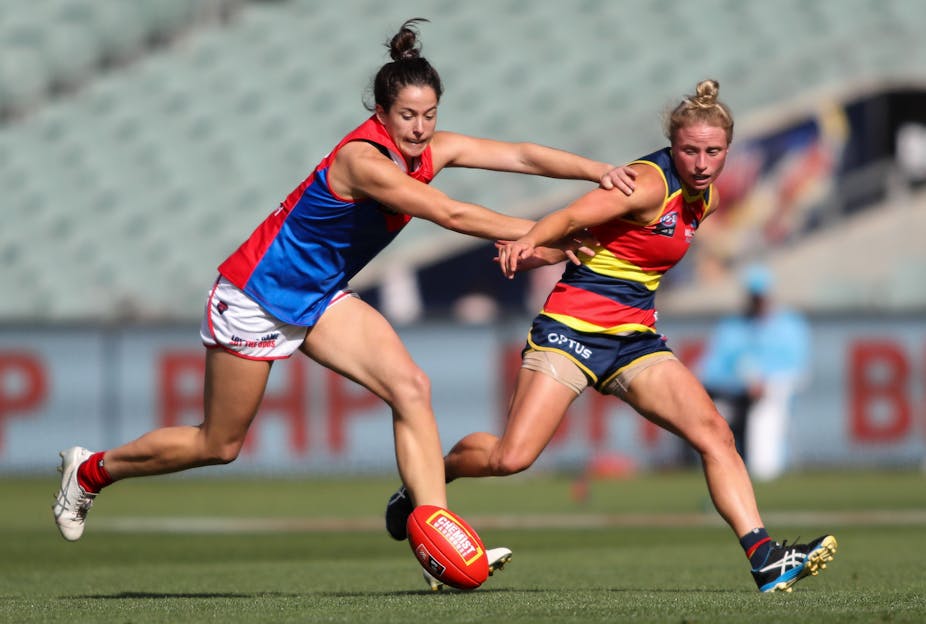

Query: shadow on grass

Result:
[300,588,544,599]
[63,589,510,601]
[65,587,749,601]
[65,591,299,600]
[608,588,750,594]
[323,587,748,598]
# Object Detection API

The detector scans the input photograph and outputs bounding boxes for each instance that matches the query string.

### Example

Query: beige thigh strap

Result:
[522,349,589,395]
[601,351,678,398]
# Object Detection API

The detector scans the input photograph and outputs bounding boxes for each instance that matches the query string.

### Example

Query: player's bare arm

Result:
[494,234,599,273]
[331,140,534,241]
[498,164,665,277]
[431,131,637,192]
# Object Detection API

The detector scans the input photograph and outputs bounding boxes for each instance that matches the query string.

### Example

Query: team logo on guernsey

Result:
[653,212,678,237]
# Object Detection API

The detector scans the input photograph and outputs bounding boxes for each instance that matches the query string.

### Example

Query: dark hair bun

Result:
[367,17,443,112]
[388,18,428,61]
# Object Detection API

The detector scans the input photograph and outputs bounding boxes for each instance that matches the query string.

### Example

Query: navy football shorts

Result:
[524,314,674,393]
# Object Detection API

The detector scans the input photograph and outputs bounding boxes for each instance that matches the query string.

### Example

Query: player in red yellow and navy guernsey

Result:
[53,19,637,591]
[532,144,713,379]
[392,80,839,593]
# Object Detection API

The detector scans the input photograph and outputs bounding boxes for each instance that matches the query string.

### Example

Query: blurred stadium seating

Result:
[2,0,926,321]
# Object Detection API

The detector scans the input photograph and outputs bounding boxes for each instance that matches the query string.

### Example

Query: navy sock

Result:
[740,527,772,568]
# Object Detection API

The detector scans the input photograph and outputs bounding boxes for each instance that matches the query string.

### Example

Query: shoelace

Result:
[762,537,809,574]
[388,487,408,506]
[53,482,94,521]
[67,467,96,519]
[75,491,95,519]
[775,535,804,551]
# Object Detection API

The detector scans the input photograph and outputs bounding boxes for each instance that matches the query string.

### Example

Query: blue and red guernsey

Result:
[218,115,434,326]
[541,147,715,335]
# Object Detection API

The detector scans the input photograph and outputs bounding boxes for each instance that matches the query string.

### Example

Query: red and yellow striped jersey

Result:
[540,147,714,335]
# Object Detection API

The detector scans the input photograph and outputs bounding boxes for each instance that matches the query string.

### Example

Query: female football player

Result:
[388,80,837,593]
[53,18,635,555]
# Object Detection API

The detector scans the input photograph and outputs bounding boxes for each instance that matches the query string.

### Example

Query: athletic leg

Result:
[444,366,579,480]
[622,358,838,591]
[102,348,272,479]
[299,296,445,508]
[53,348,272,541]
[620,358,763,537]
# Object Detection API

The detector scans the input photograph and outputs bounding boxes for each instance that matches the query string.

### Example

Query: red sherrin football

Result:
[406,505,489,590]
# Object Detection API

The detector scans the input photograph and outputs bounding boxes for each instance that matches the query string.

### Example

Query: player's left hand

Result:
[494,230,598,276]
[493,242,568,273]
[495,240,536,279]
[599,165,637,195]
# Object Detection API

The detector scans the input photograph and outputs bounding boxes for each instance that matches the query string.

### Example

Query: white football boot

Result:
[52,446,96,541]
[422,546,513,591]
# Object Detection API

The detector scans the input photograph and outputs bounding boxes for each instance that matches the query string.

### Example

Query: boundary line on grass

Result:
[94,509,926,534]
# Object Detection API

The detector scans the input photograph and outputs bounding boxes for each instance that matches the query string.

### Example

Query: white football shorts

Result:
[200,276,355,360]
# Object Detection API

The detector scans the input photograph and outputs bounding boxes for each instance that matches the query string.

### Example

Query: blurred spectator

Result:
[897,122,926,185]
[698,264,811,481]
[452,291,499,325]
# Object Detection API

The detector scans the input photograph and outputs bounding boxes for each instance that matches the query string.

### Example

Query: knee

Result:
[689,411,737,457]
[489,447,537,477]
[200,439,244,466]
[213,444,242,465]
[387,365,432,411]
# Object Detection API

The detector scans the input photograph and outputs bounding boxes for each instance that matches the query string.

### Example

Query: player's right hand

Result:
[496,240,535,279]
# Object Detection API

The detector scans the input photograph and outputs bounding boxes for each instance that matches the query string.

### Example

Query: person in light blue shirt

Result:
[699,264,810,480]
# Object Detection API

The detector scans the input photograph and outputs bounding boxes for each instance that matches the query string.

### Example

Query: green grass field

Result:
[3,470,924,623]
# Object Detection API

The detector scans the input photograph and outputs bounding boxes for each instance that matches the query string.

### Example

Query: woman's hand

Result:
[555,229,599,265]
[492,243,564,273]
[494,231,598,277]
[599,164,637,194]
[496,240,536,279]
[492,243,556,273]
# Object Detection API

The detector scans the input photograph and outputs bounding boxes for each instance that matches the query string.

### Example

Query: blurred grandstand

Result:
[2,0,926,322]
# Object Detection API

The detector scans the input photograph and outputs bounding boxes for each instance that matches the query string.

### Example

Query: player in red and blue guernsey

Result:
[218,114,431,328]
[53,19,637,589]
[389,80,838,593]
